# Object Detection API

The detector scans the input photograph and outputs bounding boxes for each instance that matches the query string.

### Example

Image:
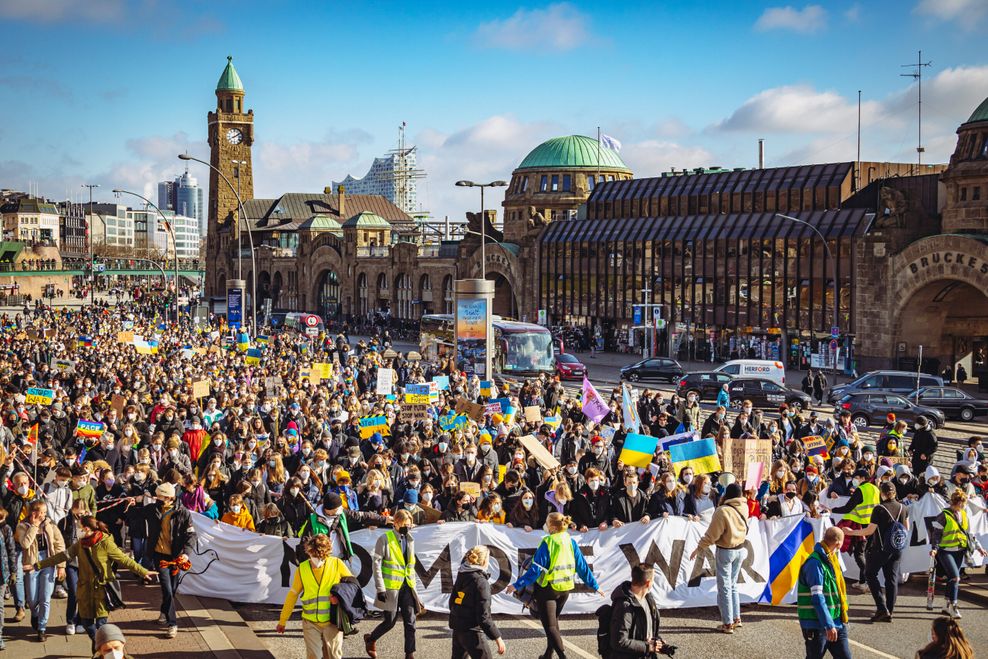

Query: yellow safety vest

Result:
[940,509,969,550]
[843,482,879,525]
[537,531,576,592]
[381,530,416,591]
[298,559,344,623]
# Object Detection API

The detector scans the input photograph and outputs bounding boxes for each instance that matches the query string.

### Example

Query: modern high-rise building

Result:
[332,136,423,214]
[158,170,205,237]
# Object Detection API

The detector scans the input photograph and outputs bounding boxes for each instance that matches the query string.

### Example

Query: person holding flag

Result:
[621,384,640,435]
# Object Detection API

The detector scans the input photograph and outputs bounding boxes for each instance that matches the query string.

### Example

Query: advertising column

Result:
[454,279,494,378]
[227,278,246,332]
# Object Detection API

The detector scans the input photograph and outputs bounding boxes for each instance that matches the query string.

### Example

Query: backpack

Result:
[879,504,908,552]
[595,603,612,659]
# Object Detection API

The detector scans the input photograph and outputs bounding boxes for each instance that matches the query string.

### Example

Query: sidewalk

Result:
[1,575,272,658]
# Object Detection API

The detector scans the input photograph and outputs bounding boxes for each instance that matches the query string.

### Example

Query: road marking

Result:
[849,639,899,659]
[512,615,598,659]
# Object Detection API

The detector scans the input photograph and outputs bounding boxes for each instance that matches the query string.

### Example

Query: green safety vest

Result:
[381,530,416,591]
[843,482,879,524]
[797,548,843,625]
[298,559,344,623]
[537,531,576,592]
[940,509,969,550]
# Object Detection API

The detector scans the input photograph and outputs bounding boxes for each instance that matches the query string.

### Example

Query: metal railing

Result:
[356,245,390,258]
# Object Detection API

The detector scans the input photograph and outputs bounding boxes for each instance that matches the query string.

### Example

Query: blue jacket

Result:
[716,389,730,408]
[798,543,845,631]
[512,536,600,592]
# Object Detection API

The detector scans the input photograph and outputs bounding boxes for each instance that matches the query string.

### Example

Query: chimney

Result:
[758,139,765,169]
[337,185,346,219]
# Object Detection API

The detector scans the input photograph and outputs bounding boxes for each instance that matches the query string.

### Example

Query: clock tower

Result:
[207,56,254,234]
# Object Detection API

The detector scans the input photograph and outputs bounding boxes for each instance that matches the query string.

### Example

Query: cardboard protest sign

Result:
[455,397,486,422]
[401,404,430,422]
[459,482,481,498]
[524,406,542,423]
[117,331,134,344]
[485,403,503,416]
[518,434,560,470]
[264,377,284,398]
[50,358,75,373]
[192,380,210,399]
[25,329,38,340]
[723,438,772,479]
[111,394,127,418]
[25,388,54,405]
[313,363,333,379]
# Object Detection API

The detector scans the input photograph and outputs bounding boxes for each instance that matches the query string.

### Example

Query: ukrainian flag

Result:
[245,348,262,365]
[619,432,659,468]
[480,381,493,397]
[359,415,390,439]
[256,334,269,346]
[236,332,250,351]
[760,518,815,605]
[669,437,722,475]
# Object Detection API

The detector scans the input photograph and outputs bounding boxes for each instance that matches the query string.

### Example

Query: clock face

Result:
[226,128,243,145]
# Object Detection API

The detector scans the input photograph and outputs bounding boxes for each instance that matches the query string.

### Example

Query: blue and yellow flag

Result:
[669,437,721,475]
[622,383,641,434]
[256,334,269,346]
[760,518,815,605]
[618,432,658,468]
[480,380,493,397]
[236,332,250,351]
[359,415,390,439]
[77,335,92,348]
[245,348,262,365]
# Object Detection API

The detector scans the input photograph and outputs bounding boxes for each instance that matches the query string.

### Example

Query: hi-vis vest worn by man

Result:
[797,547,848,628]
[537,531,576,591]
[843,482,879,524]
[298,558,347,623]
[940,509,970,550]
[381,530,416,591]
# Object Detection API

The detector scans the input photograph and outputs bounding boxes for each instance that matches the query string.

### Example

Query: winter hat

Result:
[370,432,384,445]
[875,465,892,481]
[915,416,928,428]
[404,489,419,505]
[886,413,896,423]
[924,465,940,481]
[155,483,176,499]
[723,483,743,500]
[853,469,871,480]
[893,464,911,478]
[94,623,125,647]
[323,491,343,511]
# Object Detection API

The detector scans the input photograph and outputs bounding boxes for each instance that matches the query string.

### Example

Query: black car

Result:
[827,370,943,403]
[675,371,735,401]
[620,357,684,383]
[727,378,812,411]
[909,386,988,422]
[834,393,945,429]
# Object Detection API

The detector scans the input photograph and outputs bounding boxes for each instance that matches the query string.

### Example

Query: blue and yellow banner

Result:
[669,437,722,475]
[359,415,390,439]
[245,348,262,365]
[619,432,659,468]
[760,518,815,605]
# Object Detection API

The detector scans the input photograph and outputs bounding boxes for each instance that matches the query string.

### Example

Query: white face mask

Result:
[422,493,433,504]
[566,466,577,475]
[522,498,534,509]
[587,480,600,491]
[702,483,712,494]
[851,478,862,488]
[103,650,124,659]
[775,470,785,479]
[664,481,675,492]
[682,474,693,485]
[289,488,300,497]
[626,484,638,496]
[310,557,324,568]
[230,505,242,514]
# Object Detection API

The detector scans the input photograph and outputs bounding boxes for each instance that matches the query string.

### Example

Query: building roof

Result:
[342,211,391,229]
[298,214,343,233]
[216,56,244,93]
[240,192,414,233]
[541,207,873,244]
[0,197,59,215]
[516,135,631,172]
[966,96,988,124]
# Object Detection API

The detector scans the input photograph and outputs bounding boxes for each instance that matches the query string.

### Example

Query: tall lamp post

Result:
[112,189,180,324]
[775,213,840,380]
[81,183,99,305]
[454,180,508,279]
[178,153,256,335]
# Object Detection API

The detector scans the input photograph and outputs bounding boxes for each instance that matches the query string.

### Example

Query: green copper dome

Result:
[216,56,243,92]
[967,96,988,124]
[516,135,630,172]
[342,211,391,229]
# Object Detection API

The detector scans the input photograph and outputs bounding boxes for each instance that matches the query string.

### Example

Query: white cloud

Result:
[885,65,988,123]
[754,4,827,33]
[0,0,125,23]
[474,3,592,51]
[714,84,882,133]
[255,129,372,196]
[620,141,716,177]
[914,0,988,23]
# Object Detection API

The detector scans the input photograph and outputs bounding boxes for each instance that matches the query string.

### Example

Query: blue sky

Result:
[1,0,986,221]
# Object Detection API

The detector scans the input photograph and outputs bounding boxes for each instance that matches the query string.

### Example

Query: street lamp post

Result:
[775,213,840,380]
[179,153,256,335]
[112,189,180,325]
[455,180,508,279]
[81,183,99,305]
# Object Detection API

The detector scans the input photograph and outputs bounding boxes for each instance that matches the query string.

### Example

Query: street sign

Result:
[305,315,319,327]
[227,285,243,330]
[829,339,838,352]
[653,306,662,322]
[831,326,839,338]
[633,306,643,325]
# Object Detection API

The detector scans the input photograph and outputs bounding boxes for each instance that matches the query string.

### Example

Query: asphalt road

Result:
[237,578,988,659]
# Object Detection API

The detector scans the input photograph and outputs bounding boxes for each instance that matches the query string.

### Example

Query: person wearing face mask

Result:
[946,463,977,499]
[448,545,507,658]
[365,510,422,659]
[477,493,506,525]
[797,526,850,658]
[95,468,126,547]
[647,472,686,519]
[508,488,540,531]
[930,489,987,620]
[573,467,612,532]
[609,471,651,528]
[701,406,728,439]
[160,438,192,475]
[155,408,183,444]
[909,416,939,476]
[730,411,754,439]
[31,514,154,650]
[454,443,484,484]
[690,483,749,634]
[42,465,74,525]
[829,469,878,592]
[257,502,292,538]
[507,512,603,659]
[276,533,353,659]
[767,482,806,519]
[220,493,256,531]
[93,623,134,659]
[443,492,477,523]
[476,434,499,474]
[919,465,948,498]
[15,500,66,642]
[683,474,718,517]
[141,482,196,639]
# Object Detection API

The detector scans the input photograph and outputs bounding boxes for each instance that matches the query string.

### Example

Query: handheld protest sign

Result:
[518,434,560,470]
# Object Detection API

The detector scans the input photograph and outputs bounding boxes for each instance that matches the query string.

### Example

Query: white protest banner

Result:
[376,368,394,396]
[181,495,988,612]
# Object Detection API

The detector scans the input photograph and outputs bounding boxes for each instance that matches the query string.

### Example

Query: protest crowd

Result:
[0,292,984,659]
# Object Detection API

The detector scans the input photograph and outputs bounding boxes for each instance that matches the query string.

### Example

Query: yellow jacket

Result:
[221,508,255,532]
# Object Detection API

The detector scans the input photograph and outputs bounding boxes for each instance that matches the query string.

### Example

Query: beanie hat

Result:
[723,483,743,500]
[893,464,911,478]
[155,483,175,499]
[853,468,870,480]
[875,465,892,481]
[403,489,419,504]
[804,465,819,475]
[94,623,125,648]
[924,465,940,481]
[886,413,896,423]
[323,491,343,511]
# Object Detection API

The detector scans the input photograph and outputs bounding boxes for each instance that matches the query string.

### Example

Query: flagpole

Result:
[597,126,601,179]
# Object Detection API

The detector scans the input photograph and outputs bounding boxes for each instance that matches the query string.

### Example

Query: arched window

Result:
[357,273,368,317]
[317,270,340,319]
[395,273,412,319]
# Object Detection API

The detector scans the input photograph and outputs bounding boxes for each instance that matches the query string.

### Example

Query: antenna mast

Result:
[900,50,932,167]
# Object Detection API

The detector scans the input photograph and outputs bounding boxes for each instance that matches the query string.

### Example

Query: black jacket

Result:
[142,501,196,560]
[331,577,367,627]
[572,485,610,529]
[609,581,661,659]
[448,563,500,640]
[609,490,648,524]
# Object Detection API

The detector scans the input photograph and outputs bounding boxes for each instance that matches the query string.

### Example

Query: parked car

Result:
[833,393,945,429]
[727,378,812,411]
[675,371,735,401]
[909,386,988,422]
[555,352,588,381]
[827,370,943,404]
[713,359,787,386]
[620,357,684,383]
